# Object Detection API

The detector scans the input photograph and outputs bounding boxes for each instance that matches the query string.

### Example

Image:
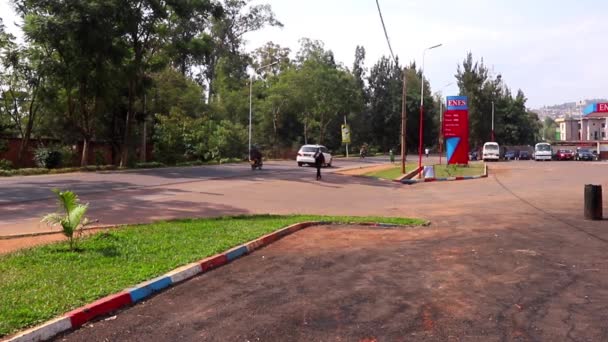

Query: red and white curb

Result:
[4,221,420,342]
[400,164,488,185]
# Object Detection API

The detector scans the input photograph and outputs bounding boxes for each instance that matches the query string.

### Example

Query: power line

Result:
[375,0,397,64]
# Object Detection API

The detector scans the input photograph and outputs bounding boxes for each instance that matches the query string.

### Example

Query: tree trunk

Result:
[81,137,89,167]
[319,112,325,145]
[120,80,135,167]
[17,118,34,167]
[304,116,308,144]
[17,81,40,167]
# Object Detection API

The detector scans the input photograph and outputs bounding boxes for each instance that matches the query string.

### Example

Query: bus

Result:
[534,142,552,161]
[482,142,500,161]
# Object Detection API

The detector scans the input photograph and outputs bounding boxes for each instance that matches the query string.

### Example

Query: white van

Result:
[482,142,500,161]
[534,143,552,161]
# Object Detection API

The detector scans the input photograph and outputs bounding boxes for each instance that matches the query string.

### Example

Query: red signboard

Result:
[597,103,608,112]
[443,96,469,165]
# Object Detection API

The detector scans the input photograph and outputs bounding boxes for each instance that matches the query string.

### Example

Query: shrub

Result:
[154,111,247,164]
[135,161,166,169]
[34,147,63,169]
[0,159,12,170]
[12,168,50,176]
[0,139,8,154]
[94,150,106,166]
[176,160,204,167]
[57,146,77,167]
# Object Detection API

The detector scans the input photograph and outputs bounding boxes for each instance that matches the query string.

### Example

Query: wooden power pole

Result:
[401,67,407,174]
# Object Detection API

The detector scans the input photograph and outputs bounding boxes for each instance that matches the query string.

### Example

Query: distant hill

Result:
[532,99,608,119]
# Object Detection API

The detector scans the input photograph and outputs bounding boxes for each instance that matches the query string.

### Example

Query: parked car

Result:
[518,151,531,160]
[296,144,333,167]
[534,142,552,161]
[482,142,500,162]
[556,149,574,161]
[575,148,596,161]
[504,151,516,160]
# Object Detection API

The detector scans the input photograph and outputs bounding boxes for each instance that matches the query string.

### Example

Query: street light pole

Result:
[401,68,407,174]
[418,44,442,172]
[248,62,279,161]
[491,100,495,142]
[438,82,453,165]
[249,74,253,160]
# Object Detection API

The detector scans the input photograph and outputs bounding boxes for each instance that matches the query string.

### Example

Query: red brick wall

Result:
[0,138,115,168]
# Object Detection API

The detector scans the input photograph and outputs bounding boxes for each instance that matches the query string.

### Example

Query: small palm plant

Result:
[42,190,90,250]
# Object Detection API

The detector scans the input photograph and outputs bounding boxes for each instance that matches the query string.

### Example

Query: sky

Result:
[2,0,607,108]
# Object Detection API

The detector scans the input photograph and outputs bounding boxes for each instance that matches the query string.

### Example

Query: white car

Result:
[297,145,332,167]
[534,142,552,161]
[482,142,500,161]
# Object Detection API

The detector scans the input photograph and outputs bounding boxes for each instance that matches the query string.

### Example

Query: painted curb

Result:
[8,220,422,342]
[393,166,424,183]
[401,164,488,185]
[6,317,71,342]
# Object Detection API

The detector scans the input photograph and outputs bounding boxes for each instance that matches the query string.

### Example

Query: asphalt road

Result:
[56,224,608,341]
[0,156,395,236]
[3,159,608,341]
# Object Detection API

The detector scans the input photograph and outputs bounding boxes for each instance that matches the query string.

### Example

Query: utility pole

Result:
[491,101,495,142]
[401,68,407,174]
[418,44,442,172]
[439,99,443,165]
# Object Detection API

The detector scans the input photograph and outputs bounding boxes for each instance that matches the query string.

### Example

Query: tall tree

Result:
[367,56,402,150]
[0,42,47,166]
[205,0,282,99]
[16,0,126,166]
[456,52,490,148]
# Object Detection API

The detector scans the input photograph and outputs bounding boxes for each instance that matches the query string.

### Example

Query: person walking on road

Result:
[425,148,430,158]
[314,147,325,181]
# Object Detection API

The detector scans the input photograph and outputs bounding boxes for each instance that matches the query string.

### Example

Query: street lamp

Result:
[491,100,495,142]
[438,82,453,165]
[418,43,442,171]
[249,61,279,160]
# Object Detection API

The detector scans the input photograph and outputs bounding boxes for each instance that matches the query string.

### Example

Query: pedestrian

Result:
[314,147,325,181]
[425,147,430,158]
[389,149,395,163]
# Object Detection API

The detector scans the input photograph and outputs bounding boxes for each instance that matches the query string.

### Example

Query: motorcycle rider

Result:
[250,146,263,168]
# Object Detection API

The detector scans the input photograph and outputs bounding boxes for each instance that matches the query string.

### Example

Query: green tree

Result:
[456,52,491,147]
[0,42,51,166]
[543,117,557,142]
[15,0,126,166]
[205,0,282,99]
[456,52,540,148]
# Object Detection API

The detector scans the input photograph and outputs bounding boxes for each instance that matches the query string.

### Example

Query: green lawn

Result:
[0,215,425,337]
[364,164,417,180]
[433,163,485,178]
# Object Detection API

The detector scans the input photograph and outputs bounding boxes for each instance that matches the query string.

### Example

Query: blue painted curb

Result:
[129,276,173,303]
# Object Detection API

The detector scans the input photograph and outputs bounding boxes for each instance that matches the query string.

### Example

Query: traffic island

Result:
[1,215,427,341]
[401,163,488,185]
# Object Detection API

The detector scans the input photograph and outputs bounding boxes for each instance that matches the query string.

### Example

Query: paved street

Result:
[42,160,608,341]
[0,157,393,237]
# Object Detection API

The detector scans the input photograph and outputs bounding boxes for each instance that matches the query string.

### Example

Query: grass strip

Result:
[0,215,425,337]
[363,164,417,180]
[433,163,485,178]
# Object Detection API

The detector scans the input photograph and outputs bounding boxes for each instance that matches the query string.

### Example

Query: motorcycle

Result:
[250,158,263,170]
[359,149,367,159]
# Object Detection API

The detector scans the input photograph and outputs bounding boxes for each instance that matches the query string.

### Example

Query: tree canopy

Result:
[0,3,541,168]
